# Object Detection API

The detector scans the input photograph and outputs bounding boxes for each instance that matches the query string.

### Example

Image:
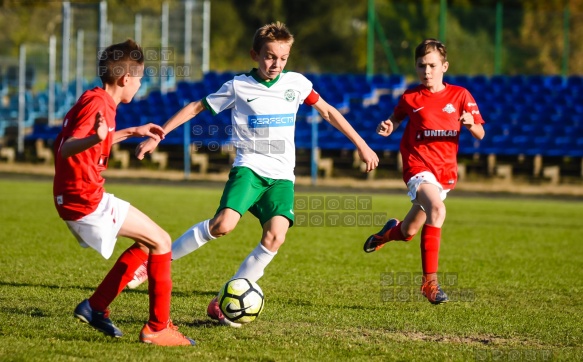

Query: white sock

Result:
[171,219,216,260]
[232,243,276,283]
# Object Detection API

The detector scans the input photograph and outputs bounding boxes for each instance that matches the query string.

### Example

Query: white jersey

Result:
[203,69,316,182]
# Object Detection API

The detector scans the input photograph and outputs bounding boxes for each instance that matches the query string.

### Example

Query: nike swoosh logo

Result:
[413,107,424,113]
[246,97,259,102]
[225,303,252,314]
[108,127,115,132]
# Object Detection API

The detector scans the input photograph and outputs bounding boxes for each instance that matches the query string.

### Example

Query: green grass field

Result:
[0,178,582,361]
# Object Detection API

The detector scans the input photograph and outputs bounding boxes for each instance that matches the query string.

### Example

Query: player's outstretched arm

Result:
[135,100,206,160]
[312,97,379,172]
[113,123,165,144]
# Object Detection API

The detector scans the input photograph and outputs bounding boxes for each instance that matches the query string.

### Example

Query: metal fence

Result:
[0,0,208,154]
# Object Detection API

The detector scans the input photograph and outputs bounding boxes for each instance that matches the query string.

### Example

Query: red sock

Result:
[385,222,414,242]
[420,224,441,274]
[89,245,147,312]
[147,252,172,332]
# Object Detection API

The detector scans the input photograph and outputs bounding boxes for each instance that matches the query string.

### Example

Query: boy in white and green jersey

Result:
[202,69,313,182]
[133,21,379,327]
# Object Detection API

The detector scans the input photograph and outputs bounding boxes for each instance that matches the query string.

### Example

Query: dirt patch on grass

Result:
[398,331,547,347]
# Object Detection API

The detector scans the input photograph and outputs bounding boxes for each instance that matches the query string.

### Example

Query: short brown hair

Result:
[415,38,447,62]
[98,39,144,85]
[252,21,294,54]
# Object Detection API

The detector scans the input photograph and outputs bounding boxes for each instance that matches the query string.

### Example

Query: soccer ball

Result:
[217,278,264,324]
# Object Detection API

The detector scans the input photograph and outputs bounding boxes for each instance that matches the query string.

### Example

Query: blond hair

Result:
[252,21,294,53]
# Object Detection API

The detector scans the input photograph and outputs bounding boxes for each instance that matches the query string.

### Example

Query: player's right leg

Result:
[127,209,242,289]
[173,208,241,260]
[414,182,448,304]
[129,167,260,289]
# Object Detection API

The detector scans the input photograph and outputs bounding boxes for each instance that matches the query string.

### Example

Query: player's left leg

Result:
[115,206,194,345]
[363,206,425,253]
[232,215,289,282]
[128,167,262,289]
[207,215,289,328]
[230,177,294,282]
[208,179,293,327]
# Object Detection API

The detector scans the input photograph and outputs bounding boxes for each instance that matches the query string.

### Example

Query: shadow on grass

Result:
[0,280,217,298]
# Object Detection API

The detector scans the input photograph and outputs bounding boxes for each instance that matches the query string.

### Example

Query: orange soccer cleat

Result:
[420,279,449,305]
[139,322,195,346]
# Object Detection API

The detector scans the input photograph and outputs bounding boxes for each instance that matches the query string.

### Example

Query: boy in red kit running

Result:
[53,39,194,346]
[363,39,485,304]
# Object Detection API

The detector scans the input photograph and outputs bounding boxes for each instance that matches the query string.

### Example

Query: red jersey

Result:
[393,83,484,190]
[53,87,117,220]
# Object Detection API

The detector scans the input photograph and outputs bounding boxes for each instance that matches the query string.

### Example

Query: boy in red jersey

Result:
[363,39,485,304]
[53,39,194,346]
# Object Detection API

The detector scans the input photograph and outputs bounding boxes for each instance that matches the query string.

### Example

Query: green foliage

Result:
[2,0,583,75]
[0,179,582,360]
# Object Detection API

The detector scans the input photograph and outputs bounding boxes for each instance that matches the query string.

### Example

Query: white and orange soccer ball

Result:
[217,278,264,324]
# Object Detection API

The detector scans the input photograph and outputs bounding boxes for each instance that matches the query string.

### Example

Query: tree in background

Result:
[0,0,582,76]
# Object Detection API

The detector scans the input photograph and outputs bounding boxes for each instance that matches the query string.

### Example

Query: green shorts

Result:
[216,166,295,227]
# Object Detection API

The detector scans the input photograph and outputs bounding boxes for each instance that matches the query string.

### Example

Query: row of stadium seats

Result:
[11,72,583,159]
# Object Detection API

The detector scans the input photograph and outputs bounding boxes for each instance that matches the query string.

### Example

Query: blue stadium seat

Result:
[545,75,565,90]
[524,75,546,92]
[370,74,390,89]
[547,136,575,157]
[444,75,470,89]
[566,75,583,90]
[489,75,508,95]
[482,134,512,155]
[507,75,528,91]
[467,75,489,94]
[570,137,583,157]
[30,123,61,141]
[370,74,406,94]
[459,134,481,154]
[503,135,534,155]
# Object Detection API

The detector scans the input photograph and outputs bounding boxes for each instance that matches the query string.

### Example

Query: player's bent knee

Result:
[262,232,285,251]
[160,230,172,249]
[403,233,415,241]
[427,204,446,225]
[210,220,236,237]
[147,229,172,253]
[401,226,417,240]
